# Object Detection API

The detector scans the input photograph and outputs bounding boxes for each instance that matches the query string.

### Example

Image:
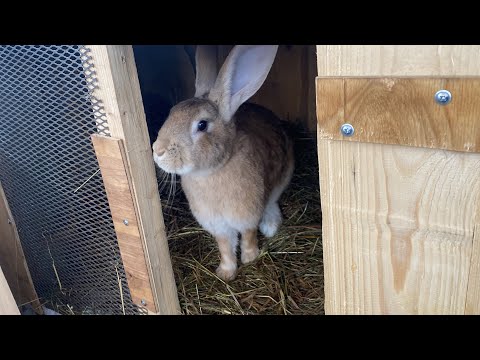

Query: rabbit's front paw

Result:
[216,265,237,282]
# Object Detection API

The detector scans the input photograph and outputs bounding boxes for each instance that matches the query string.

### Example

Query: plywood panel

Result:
[252,45,308,126]
[0,182,42,314]
[317,139,480,314]
[316,46,480,77]
[316,77,480,153]
[218,45,318,131]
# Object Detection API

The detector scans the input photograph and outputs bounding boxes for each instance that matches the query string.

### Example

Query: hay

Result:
[159,125,324,315]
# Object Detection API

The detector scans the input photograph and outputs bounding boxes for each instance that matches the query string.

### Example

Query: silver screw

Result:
[123,219,129,226]
[340,123,355,137]
[7,218,12,224]
[141,299,147,306]
[434,90,452,105]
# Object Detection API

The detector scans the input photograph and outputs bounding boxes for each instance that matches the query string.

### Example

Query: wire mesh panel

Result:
[0,45,138,314]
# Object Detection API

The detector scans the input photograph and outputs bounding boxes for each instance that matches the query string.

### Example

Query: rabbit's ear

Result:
[209,45,278,121]
[194,45,219,98]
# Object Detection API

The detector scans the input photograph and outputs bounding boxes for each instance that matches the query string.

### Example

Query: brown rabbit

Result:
[153,45,294,281]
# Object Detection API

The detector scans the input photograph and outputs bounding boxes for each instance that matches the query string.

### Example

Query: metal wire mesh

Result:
[0,45,138,315]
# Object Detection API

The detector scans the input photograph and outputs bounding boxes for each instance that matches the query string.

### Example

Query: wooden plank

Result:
[316,46,480,77]
[465,222,480,314]
[91,134,156,312]
[0,267,20,315]
[87,45,180,315]
[252,45,307,126]
[317,139,480,314]
[0,182,43,314]
[316,77,480,153]
[306,45,318,132]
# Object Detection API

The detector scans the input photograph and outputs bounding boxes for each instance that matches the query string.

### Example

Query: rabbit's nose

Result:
[153,139,169,157]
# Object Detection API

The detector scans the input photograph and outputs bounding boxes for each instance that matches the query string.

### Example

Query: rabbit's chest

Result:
[181,171,264,232]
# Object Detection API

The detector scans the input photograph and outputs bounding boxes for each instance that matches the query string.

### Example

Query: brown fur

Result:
[241,228,259,264]
[153,98,235,174]
[216,235,237,282]
[154,99,292,218]
[235,103,294,202]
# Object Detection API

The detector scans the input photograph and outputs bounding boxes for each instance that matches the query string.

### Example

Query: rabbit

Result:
[152,45,294,281]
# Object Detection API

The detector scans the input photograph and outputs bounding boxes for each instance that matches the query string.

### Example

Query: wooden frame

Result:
[88,45,180,315]
[316,45,480,314]
[0,267,20,315]
[0,182,42,314]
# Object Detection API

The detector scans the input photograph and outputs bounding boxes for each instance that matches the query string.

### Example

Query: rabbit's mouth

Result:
[153,152,193,175]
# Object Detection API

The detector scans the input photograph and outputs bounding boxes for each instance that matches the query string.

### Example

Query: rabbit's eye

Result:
[197,120,208,132]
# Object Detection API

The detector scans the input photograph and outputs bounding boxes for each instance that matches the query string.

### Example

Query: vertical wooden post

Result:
[0,182,43,314]
[0,267,20,315]
[466,223,480,314]
[316,46,480,314]
[87,45,180,315]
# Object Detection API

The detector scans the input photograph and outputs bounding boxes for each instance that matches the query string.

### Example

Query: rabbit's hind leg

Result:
[240,228,260,264]
[214,227,239,282]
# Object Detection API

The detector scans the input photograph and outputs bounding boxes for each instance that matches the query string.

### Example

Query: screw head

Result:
[434,90,452,105]
[340,123,355,137]
[123,219,129,226]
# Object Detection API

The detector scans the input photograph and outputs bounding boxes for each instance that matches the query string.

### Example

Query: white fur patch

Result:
[172,164,194,175]
[259,158,294,237]
[190,196,259,239]
[219,261,237,272]
[153,152,193,175]
[259,202,282,238]
[198,217,239,243]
